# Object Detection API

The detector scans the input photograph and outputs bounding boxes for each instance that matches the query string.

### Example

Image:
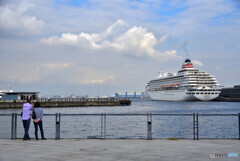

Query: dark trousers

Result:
[22,119,31,139]
[34,121,45,139]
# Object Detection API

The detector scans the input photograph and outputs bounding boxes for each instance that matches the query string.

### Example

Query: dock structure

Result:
[0,90,131,108]
[0,92,39,101]
[0,99,131,109]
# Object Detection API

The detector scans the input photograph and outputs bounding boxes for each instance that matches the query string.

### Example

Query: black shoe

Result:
[23,138,27,140]
[36,138,39,140]
[41,138,47,140]
[27,138,31,140]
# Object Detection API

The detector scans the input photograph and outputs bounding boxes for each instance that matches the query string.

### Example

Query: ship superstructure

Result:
[146,59,221,101]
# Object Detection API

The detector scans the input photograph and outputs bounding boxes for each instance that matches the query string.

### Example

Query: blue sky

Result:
[0,0,240,96]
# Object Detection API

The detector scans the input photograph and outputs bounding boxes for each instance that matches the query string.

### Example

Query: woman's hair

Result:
[34,102,41,108]
[26,98,31,103]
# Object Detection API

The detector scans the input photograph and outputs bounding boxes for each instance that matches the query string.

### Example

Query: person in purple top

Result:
[22,98,33,140]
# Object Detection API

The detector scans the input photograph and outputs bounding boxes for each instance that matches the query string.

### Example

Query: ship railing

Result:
[0,113,239,140]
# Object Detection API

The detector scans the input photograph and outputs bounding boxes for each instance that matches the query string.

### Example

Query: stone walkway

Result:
[0,139,239,161]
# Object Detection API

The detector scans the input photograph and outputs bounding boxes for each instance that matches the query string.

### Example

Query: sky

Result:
[0,0,240,96]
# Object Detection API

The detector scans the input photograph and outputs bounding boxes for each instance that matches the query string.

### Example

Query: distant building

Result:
[69,94,76,98]
[114,91,144,98]
[115,93,119,98]
[53,95,62,98]
[1,92,39,101]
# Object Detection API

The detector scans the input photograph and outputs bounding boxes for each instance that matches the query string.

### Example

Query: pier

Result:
[0,99,131,109]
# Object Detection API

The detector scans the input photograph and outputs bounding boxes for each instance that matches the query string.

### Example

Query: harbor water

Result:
[0,99,240,139]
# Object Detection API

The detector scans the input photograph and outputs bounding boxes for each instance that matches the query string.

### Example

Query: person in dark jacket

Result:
[33,102,47,140]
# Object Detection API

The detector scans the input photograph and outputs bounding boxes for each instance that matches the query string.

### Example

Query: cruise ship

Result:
[146,59,221,101]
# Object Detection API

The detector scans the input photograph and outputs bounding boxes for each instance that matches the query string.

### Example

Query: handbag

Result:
[32,109,36,119]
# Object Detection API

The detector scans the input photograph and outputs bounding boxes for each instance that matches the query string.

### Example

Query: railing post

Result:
[55,113,58,139]
[104,114,106,139]
[196,113,199,140]
[147,113,152,140]
[14,113,17,139]
[193,113,195,140]
[11,113,14,140]
[10,113,17,140]
[101,113,104,139]
[238,113,240,140]
[55,113,60,140]
[101,113,102,139]
[59,113,61,139]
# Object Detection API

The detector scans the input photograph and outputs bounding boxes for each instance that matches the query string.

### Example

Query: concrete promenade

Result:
[0,139,239,161]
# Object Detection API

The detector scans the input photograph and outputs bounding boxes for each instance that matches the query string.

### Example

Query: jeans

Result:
[22,119,31,139]
[34,121,45,139]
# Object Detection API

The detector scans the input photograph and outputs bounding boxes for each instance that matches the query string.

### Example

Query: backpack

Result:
[32,109,36,119]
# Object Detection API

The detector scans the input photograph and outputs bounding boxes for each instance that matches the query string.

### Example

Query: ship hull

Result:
[147,90,219,101]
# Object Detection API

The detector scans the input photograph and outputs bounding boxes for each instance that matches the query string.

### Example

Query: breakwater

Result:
[0,100,131,109]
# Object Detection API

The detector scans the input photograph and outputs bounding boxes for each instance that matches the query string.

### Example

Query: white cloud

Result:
[41,19,181,61]
[192,60,203,67]
[70,73,115,85]
[42,65,116,86]
[111,26,157,55]
[104,19,127,37]
[41,63,70,69]
[0,63,42,83]
[41,33,78,45]
[159,35,168,43]
[110,26,180,61]
[0,1,45,36]
[0,61,116,86]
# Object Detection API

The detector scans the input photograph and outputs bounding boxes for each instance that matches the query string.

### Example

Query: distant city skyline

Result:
[0,0,240,95]
[37,91,145,99]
